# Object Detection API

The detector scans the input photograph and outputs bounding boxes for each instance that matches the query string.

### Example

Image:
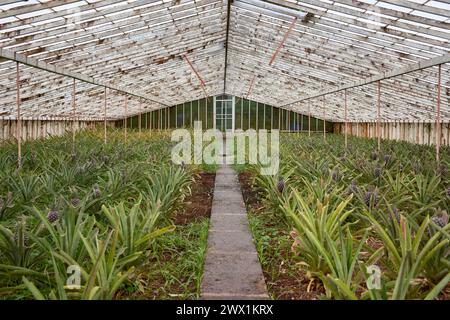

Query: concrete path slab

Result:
[201,138,268,300]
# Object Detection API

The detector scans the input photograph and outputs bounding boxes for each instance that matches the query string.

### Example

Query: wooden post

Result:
[308,101,311,137]
[147,109,149,129]
[72,79,76,153]
[344,90,348,150]
[278,106,281,130]
[138,100,142,134]
[377,81,381,152]
[124,96,128,143]
[436,64,442,164]
[16,62,22,169]
[103,87,107,144]
[323,97,326,140]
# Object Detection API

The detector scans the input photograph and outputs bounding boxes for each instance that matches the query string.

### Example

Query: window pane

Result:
[272,107,279,130]
[249,101,257,129]
[192,100,199,126]
[184,102,191,128]
[289,111,295,131]
[169,106,176,128]
[226,101,232,114]
[265,105,271,130]
[199,98,206,130]
[226,118,232,131]
[242,99,249,130]
[258,103,265,130]
[207,98,214,129]
[235,98,242,130]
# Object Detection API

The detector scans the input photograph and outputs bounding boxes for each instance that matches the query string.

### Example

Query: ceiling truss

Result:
[0,0,448,122]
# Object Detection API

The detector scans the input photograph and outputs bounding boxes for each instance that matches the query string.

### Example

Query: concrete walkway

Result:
[200,139,269,300]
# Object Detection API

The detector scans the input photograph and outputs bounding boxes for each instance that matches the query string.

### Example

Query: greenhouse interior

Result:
[0,0,449,302]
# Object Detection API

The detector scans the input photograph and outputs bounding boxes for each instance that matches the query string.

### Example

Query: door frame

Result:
[213,95,235,132]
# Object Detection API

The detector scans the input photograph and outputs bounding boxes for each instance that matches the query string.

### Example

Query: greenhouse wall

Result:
[334,122,450,146]
[0,119,108,142]
[118,96,333,132]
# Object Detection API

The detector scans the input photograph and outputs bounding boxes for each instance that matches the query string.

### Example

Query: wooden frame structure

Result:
[0,0,448,124]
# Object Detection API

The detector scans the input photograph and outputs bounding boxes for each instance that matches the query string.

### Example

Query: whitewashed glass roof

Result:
[0,0,449,121]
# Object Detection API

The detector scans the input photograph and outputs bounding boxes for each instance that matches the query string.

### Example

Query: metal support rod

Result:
[436,64,442,164]
[72,78,76,154]
[269,17,297,66]
[182,54,208,98]
[377,81,381,152]
[16,62,21,169]
[246,75,256,98]
[344,90,348,150]
[104,87,107,144]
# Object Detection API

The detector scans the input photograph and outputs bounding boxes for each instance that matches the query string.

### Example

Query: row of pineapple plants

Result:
[250,133,449,299]
[0,129,193,299]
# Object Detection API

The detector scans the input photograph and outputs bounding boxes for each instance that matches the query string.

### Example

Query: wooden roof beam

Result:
[0,47,169,107]
[282,54,450,107]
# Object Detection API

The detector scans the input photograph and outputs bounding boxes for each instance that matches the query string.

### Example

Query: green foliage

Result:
[0,129,194,300]
[250,133,450,300]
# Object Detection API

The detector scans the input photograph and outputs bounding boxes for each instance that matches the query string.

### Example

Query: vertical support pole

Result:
[323,96,326,140]
[287,110,291,133]
[197,99,200,128]
[159,109,161,131]
[138,100,142,134]
[377,81,381,152]
[278,107,281,130]
[263,103,266,130]
[103,87,107,144]
[16,62,22,169]
[436,64,442,164]
[241,98,244,130]
[205,101,208,129]
[271,106,273,131]
[308,101,311,137]
[256,102,259,131]
[124,96,128,143]
[344,90,348,150]
[146,108,149,129]
[72,78,76,154]
[150,110,153,131]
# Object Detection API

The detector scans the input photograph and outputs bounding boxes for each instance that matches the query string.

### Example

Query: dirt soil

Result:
[238,171,324,300]
[117,171,216,300]
[174,171,216,225]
